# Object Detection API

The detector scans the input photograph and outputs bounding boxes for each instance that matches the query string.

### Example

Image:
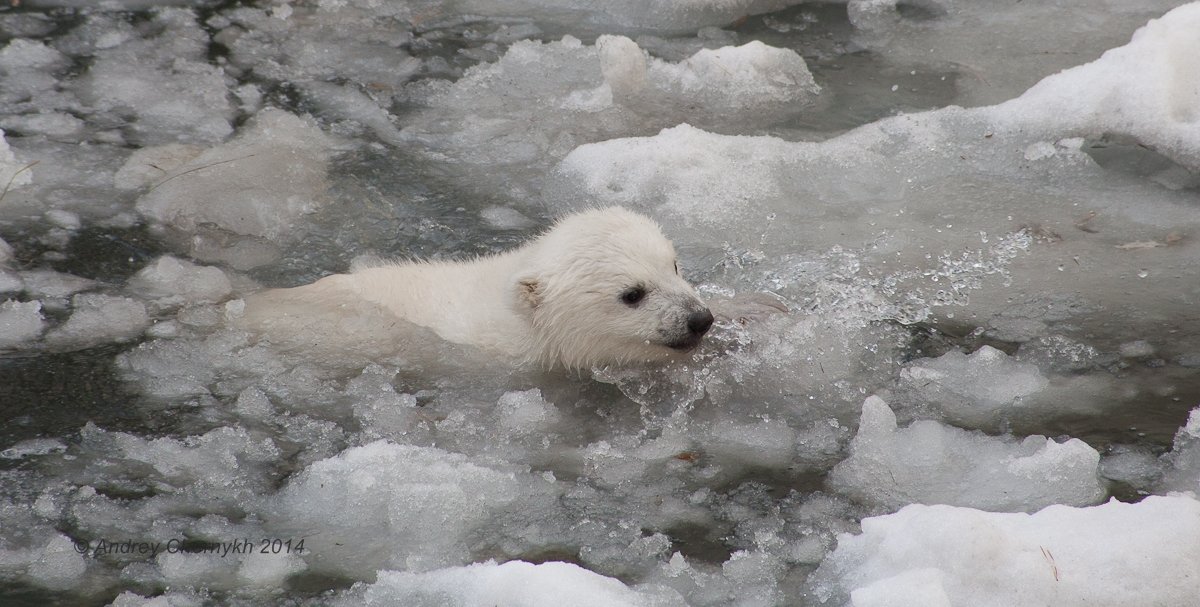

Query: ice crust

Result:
[809,495,1200,607]
[0,1,1198,605]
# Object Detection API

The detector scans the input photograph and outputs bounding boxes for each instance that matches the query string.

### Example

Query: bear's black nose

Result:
[688,309,714,336]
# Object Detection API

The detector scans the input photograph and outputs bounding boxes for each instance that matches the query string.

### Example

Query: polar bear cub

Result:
[243,207,714,369]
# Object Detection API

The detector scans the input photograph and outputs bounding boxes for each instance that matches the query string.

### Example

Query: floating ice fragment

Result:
[496,388,561,434]
[404,36,817,177]
[74,9,234,145]
[134,109,333,268]
[899,346,1048,424]
[0,299,45,348]
[0,437,66,459]
[113,143,204,191]
[0,127,32,189]
[1158,406,1200,493]
[127,256,233,308]
[18,269,95,299]
[480,205,536,230]
[267,441,525,578]
[0,112,85,140]
[992,3,1200,171]
[1118,339,1156,358]
[340,559,680,607]
[706,419,796,469]
[830,396,1104,511]
[25,534,87,591]
[44,293,149,349]
[808,495,1200,606]
[218,6,420,90]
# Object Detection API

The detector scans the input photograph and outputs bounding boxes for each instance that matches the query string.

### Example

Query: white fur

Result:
[243,207,711,369]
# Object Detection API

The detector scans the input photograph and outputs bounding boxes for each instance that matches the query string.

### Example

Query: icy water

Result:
[1,0,1199,606]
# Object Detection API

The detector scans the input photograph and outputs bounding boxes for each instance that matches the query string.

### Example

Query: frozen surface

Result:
[0,1,1198,606]
[808,495,1200,606]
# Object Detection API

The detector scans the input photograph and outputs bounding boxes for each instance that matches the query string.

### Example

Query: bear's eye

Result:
[620,286,646,306]
[673,260,679,275]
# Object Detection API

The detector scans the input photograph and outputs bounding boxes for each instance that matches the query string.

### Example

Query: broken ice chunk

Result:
[0,299,45,348]
[899,346,1049,424]
[808,495,1200,607]
[44,293,150,349]
[829,396,1104,512]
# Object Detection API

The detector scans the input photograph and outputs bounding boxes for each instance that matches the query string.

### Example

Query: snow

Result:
[990,3,1200,171]
[808,495,1200,607]
[341,560,679,607]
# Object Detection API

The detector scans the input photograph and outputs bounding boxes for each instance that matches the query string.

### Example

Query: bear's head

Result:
[514,207,713,369]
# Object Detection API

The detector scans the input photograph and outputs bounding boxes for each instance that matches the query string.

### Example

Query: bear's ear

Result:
[516,275,543,311]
